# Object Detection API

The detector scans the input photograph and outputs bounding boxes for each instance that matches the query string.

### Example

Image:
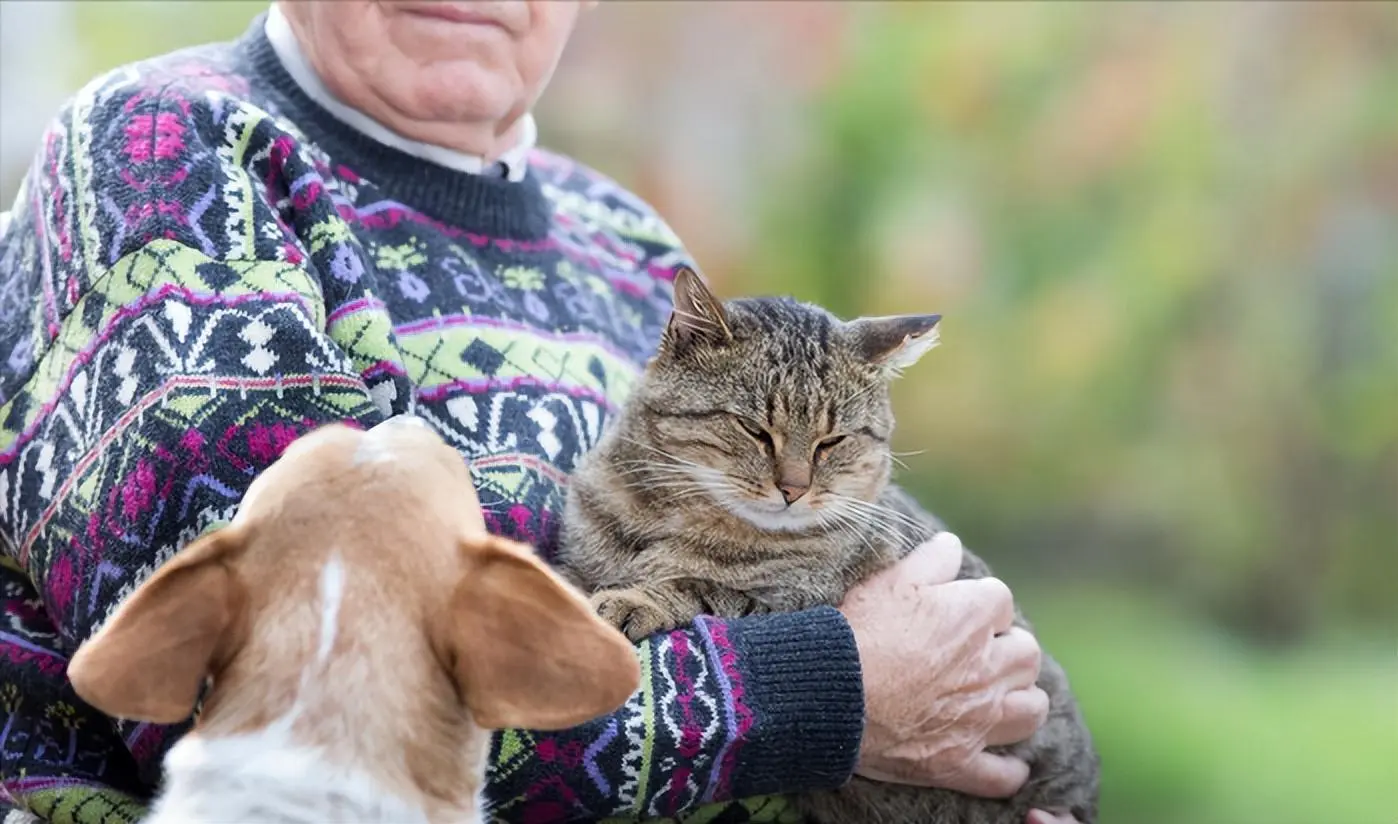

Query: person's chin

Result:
[390,69,518,127]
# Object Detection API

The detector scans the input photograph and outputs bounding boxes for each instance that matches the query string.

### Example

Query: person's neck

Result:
[374,110,524,163]
[263,2,536,181]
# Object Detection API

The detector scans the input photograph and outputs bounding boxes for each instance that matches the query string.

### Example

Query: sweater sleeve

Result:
[486,609,864,822]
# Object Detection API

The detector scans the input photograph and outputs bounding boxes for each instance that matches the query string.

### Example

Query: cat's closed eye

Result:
[734,416,775,452]
[814,435,847,462]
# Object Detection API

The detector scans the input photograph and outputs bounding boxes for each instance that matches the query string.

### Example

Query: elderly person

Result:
[0,3,1076,823]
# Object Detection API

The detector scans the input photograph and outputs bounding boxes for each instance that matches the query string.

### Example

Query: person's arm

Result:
[485,609,864,820]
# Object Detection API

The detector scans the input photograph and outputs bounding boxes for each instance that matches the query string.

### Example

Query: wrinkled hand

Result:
[838,531,1049,797]
[1027,811,1081,824]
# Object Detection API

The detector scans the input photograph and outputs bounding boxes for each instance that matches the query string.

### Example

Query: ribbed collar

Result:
[238,13,553,239]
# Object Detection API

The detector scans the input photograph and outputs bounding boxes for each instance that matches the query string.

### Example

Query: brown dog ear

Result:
[68,529,245,724]
[439,536,641,731]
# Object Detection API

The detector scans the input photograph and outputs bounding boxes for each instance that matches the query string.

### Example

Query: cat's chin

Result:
[722,500,824,534]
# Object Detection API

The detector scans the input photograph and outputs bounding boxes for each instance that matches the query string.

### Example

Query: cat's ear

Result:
[848,314,942,373]
[663,266,733,352]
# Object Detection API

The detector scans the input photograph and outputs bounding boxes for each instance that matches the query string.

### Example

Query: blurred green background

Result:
[1,2,1394,823]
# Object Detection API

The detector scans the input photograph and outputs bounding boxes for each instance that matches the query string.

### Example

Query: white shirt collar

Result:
[264,3,535,182]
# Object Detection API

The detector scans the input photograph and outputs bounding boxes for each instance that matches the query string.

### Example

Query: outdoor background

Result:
[1,2,1394,823]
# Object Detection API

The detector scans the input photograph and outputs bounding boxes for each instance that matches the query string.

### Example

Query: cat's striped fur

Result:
[559,268,1099,824]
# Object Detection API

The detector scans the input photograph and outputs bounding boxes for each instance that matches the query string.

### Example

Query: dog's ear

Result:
[437,535,640,730]
[69,529,246,724]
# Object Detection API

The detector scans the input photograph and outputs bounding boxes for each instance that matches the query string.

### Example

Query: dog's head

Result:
[69,417,638,788]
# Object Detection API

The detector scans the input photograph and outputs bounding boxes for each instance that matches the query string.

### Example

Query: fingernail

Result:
[1026,812,1052,824]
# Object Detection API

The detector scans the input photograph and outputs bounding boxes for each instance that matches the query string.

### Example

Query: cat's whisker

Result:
[615,472,696,488]
[612,464,698,479]
[621,475,712,491]
[619,460,739,504]
[617,437,712,472]
[622,484,712,502]
[827,494,926,533]
[849,523,900,559]
[813,507,850,546]
[612,458,696,469]
[817,504,854,540]
[825,497,911,548]
[612,465,682,475]
[822,505,878,557]
[832,503,881,545]
[627,480,710,493]
[826,495,891,523]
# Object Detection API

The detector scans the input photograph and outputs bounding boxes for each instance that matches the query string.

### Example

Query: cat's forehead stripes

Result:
[738,296,844,391]
[727,297,853,426]
[730,297,838,347]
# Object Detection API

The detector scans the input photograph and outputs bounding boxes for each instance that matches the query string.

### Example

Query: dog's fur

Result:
[68,416,641,823]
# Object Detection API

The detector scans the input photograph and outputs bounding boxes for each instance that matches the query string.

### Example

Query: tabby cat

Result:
[558,268,1099,824]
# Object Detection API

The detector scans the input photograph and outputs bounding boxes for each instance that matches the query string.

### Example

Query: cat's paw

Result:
[591,590,679,642]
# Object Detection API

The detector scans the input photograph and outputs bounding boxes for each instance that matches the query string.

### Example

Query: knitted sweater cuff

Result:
[724,605,865,797]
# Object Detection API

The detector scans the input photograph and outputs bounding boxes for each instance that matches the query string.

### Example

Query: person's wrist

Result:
[714,606,865,799]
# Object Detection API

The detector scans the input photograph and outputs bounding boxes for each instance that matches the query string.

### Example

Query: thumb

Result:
[899,530,964,586]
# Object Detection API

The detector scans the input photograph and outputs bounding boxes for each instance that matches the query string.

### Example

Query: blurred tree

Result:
[749,1,1398,643]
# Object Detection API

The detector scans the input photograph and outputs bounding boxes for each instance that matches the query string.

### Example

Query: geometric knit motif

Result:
[0,15,860,824]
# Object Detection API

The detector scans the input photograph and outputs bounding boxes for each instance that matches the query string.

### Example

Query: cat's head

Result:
[630,267,940,533]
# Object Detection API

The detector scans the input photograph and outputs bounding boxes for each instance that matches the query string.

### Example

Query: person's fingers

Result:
[1027,810,1079,824]
[985,686,1051,746]
[962,576,1016,634]
[900,531,965,586]
[938,751,1031,798]
[990,626,1042,686]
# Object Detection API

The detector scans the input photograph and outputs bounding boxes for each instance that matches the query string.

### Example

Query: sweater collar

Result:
[239,13,553,239]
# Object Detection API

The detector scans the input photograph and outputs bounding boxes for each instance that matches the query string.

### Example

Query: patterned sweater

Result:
[0,15,865,824]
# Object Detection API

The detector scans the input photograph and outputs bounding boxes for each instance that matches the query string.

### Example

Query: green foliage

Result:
[748,10,1398,818]
[1024,586,1398,824]
[751,2,1398,642]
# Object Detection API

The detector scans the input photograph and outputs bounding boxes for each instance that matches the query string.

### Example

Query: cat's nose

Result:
[778,482,809,505]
